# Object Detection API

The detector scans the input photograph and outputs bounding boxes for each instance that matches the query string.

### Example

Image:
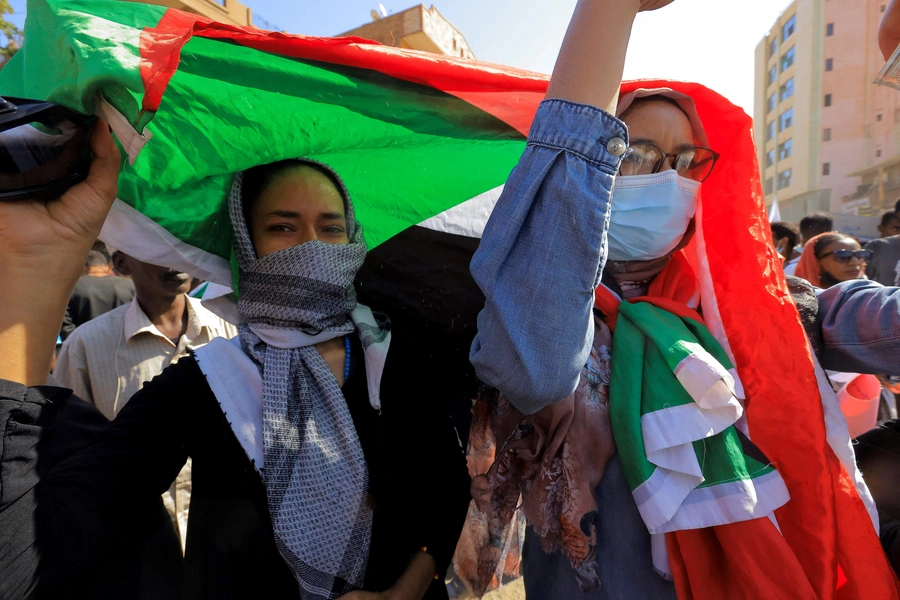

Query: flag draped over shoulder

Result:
[609,300,789,536]
[4,2,900,598]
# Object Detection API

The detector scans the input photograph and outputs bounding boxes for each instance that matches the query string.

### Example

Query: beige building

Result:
[340,5,475,59]
[122,0,283,31]
[754,0,899,223]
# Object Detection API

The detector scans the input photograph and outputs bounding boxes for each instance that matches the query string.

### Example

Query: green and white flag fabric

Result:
[0,0,552,393]
[609,300,790,534]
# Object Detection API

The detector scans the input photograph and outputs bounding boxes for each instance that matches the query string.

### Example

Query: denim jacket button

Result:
[606,137,627,157]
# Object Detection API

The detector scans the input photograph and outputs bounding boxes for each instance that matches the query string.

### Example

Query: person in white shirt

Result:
[54,251,237,550]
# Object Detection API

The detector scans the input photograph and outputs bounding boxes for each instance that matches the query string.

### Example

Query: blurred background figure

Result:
[60,241,134,341]
[795,232,870,288]
[795,233,883,438]
[799,212,834,246]
[865,209,900,287]
[772,221,802,275]
[54,251,237,551]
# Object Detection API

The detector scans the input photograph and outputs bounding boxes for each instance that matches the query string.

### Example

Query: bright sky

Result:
[8,0,796,117]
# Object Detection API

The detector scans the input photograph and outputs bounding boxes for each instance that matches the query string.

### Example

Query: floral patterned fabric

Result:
[459,316,616,593]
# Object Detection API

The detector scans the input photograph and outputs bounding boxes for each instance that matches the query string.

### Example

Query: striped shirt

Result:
[54,294,238,549]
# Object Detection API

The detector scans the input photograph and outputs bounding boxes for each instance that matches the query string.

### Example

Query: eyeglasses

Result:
[819,249,872,263]
[619,142,720,182]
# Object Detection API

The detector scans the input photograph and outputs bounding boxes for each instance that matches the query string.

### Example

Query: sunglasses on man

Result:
[820,249,873,263]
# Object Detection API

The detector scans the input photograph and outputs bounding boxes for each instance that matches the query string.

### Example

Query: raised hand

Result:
[0,122,120,274]
[0,121,121,385]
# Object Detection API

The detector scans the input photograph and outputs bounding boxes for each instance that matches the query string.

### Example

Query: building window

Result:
[780,78,795,101]
[877,113,884,121]
[765,178,774,194]
[783,15,797,41]
[766,121,776,141]
[823,162,831,176]
[877,149,883,157]
[824,93,832,107]
[769,65,777,85]
[778,169,793,190]
[453,39,457,51]
[768,93,777,113]
[780,107,794,131]
[825,58,833,71]
[769,37,777,58]
[823,128,832,141]
[882,4,887,12]
[781,46,796,71]
[826,23,834,36]
[778,139,793,161]
[766,149,775,167]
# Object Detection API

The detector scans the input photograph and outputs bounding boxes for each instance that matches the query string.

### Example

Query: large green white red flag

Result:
[1,0,549,385]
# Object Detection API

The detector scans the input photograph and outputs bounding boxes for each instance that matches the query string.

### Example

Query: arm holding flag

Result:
[470,0,673,414]
[817,279,900,374]
[0,124,120,386]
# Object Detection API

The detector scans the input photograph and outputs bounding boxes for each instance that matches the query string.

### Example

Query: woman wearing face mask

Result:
[0,153,471,600]
[795,233,871,289]
[465,0,897,598]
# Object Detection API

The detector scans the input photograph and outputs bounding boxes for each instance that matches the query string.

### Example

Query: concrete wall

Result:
[420,6,474,59]
[341,7,424,48]
[340,5,474,59]
[756,0,820,212]
[820,0,872,205]
[124,0,252,26]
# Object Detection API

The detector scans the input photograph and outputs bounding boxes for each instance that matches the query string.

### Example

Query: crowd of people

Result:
[771,206,900,439]
[1,0,900,599]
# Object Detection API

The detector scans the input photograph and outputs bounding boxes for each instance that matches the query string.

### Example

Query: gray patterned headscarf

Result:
[229,159,387,599]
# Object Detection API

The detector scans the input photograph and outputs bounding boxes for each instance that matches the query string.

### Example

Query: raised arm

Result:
[545,0,673,110]
[817,279,900,374]
[469,0,674,414]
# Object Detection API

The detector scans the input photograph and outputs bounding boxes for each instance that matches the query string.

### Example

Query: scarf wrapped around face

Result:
[229,160,387,599]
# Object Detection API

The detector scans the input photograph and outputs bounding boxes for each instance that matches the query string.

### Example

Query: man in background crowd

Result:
[866,210,900,287]
[60,242,134,340]
[54,251,237,550]
[799,212,834,245]
[772,221,802,275]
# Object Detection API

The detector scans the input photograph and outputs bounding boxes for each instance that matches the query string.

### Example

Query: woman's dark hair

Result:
[881,210,900,227]
[240,159,348,223]
[770,221,798,252]
[813,232,853,259]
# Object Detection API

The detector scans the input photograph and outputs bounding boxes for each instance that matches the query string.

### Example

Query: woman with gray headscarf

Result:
[10,157,472,600]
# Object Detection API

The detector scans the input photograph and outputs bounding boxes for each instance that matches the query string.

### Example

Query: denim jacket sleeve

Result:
[816,279,900,374]
[469,99,628,415]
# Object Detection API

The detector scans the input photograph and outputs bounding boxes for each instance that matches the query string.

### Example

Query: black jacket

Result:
[1,328,471,599]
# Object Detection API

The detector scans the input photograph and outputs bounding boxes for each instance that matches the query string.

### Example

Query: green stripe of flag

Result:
[3,0,528,266]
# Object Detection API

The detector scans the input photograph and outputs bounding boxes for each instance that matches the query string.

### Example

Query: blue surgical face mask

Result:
[607,170,701,262]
